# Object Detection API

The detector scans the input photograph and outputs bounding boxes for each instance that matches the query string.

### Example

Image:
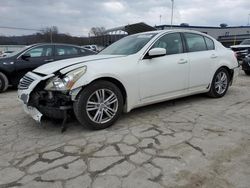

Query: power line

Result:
[0,26,43,31]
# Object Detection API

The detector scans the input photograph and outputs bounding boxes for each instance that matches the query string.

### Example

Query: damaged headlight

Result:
[45,66,87,91]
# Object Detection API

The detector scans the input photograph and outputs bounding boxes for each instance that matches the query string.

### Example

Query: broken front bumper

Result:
[23,105,43,122]
[17,72,54,123]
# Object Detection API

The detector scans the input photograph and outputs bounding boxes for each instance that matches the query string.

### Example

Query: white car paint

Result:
[18,29,239,122]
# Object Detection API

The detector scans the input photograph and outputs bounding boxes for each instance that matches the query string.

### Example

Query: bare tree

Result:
[90,27,105,36]
[41,26,59,43]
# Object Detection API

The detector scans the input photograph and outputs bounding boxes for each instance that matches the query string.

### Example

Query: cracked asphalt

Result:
[0,71,250,188]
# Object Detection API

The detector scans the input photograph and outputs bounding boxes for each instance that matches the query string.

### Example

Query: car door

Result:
[139,32,189,102]
[14,45,54,83]
[54,45,82,61]
[183,33,216,92]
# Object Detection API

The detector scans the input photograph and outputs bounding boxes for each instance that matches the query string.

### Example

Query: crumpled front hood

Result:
[33,55,124,75]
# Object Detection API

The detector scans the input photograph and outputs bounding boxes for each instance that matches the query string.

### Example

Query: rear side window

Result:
[25,45,53,57]
[184,33,207,52]
[204,37,215,50]
[152,33,183,55]
[55,45,79,56]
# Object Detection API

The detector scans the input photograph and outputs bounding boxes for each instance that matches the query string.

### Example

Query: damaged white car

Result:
[18,30,239,130]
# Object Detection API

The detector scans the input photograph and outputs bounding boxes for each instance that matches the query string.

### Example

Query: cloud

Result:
[103,1,126,13]
[0,0,249,36]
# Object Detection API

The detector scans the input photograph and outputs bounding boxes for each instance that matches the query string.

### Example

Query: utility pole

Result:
[160,15,162,25]
[248,13,250,26]
[50,28,53,43]
[170,0,174,28]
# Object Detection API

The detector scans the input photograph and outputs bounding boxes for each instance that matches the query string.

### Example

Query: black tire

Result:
[73,80,124,130]
[0,72,9,93]
[207,68,230,98]
[244,70,250,75]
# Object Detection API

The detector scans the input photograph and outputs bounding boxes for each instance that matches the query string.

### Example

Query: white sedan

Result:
[18,30,239,130]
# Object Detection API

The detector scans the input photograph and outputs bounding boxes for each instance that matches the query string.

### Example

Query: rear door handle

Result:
[178,59,188,64]
[211,54,217,59]
[44,59,54,62]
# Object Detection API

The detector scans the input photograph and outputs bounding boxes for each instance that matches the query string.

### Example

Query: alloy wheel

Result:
[215,71,228,95]
[86,89,118,124]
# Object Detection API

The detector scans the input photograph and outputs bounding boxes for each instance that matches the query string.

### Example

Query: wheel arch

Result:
[73,76,128,107]
[92,77,127,105]
[217,66,234,83]
[0,69,10,81]
[208,65,234,90]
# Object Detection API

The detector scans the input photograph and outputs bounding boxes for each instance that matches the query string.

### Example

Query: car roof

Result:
[30,43,83,48]
[138,29,213,38]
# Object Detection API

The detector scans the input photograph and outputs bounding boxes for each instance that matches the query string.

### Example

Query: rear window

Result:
[55,46,79,56]
[184,33,207,52]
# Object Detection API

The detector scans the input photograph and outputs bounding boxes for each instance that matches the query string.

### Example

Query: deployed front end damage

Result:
[18,67,85,130]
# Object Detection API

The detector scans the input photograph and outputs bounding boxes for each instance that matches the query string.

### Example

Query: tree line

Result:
[0,26,108,46]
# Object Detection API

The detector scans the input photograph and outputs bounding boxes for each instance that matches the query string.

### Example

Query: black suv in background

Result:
[242,54,250,75]
[0,43,96,92]
[230,39,250,61]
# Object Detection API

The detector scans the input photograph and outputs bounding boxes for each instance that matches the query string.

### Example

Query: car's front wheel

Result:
[0,72,9,93]
[73,80,124,130]
[244,70,250,75]
[207,68,230,98]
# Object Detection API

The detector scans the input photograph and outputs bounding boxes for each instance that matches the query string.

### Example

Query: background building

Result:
[154,25,250,47]
[104,23,250,47]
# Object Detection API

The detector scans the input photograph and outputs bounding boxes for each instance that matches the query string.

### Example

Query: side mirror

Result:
[21,54,31,60]
[147,48,166,58]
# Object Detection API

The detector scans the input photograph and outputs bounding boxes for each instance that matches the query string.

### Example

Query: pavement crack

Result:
[156,155,181,160]
[185,141,206,156]
[34,177,55,183]
[204,128,225,133]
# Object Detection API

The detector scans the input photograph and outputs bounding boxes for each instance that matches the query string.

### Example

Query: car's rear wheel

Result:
[207,68,230,98]
[73,80,124,130]
[0,72,9,93]
[244,70,250,75]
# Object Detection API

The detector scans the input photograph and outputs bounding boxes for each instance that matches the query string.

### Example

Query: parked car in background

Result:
[242,54,250,75]
[82,45,98,52]
[0,43,96,92]
[230,39,250,61]
[0,50,15,58]
[18,30,239,130]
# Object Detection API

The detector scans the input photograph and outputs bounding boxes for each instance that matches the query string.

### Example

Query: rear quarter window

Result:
[204,37,215,50]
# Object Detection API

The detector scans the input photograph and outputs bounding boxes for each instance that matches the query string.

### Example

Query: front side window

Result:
[25,46,52,58]
[184,33,207,52]
[55,46,79,56]
[152,33,183,55]
[204,37,215,50]
[99,33,157,55]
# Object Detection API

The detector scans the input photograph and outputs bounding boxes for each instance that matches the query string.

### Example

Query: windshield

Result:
[99,33,157,55]
[240,39,250,45]
[7,46,30,57]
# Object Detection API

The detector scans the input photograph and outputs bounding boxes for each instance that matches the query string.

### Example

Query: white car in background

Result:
[18,30,239,130]
[0,50,14,57]
[82,45,98,52]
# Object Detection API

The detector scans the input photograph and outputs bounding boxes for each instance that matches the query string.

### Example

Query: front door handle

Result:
[44,59,54,62]
[178,59,188,64]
